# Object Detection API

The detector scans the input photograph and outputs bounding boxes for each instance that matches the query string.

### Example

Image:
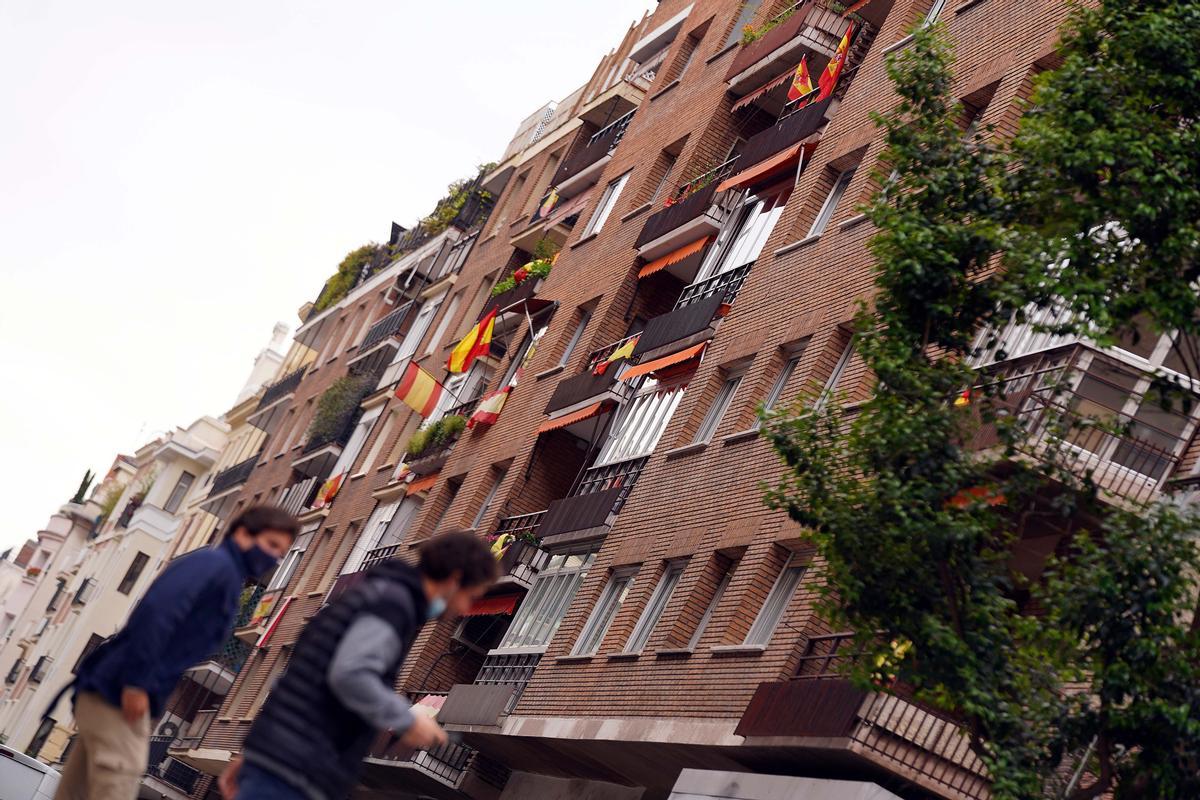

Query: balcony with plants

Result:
[634,159,741,260]
[485,241,559,319]
[291,375,373,479]
[403,414,468,477]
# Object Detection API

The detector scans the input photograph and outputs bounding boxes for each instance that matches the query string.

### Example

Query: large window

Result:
[495,548,597,651]
[744,555,806,647]
[595,379,687,466]
[424,293,461,356]
[502,311,553,388]
[625,561,687,653]
[724,0,763,48]
[754,350,805,429]
[582,171,631,237]
[471,468,508,530]
[924,0,948,26]
[808,167,857,238]
[557,307,593,369]
[688,567,734,649]
[697,190,788,283]
[814,339,855,411]
[573,570,636,656]
[395,293,446,363]
[330,404,383,477]
[163,471,195,514]
[693,375,743,443]
[266,525,317,593]
[116,552,150,595]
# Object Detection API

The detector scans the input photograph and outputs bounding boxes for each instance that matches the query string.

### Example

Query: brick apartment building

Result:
[142,1,1156,799]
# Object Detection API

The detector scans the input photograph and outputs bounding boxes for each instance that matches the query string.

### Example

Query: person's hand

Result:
[120,687,149,725]
[218,756,242,799]
[398,714,448,750]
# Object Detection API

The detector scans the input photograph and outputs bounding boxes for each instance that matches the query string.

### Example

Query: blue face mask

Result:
[243,544,280,579]
[426,596,447,621]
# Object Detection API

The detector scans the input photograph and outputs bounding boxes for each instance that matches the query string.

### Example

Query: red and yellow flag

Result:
[448,308,496,374]
[787,56,814,103]
[395,362,445,418]
[539,188,559,219]
[818,22,855,101]
[467,387,511,429]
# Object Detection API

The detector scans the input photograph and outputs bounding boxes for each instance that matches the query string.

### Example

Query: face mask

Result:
[426,596,447,621]
[243,544,280,579]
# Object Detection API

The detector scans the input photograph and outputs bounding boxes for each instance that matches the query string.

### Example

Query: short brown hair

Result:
[418,530,499,589]
[226,506,300,541]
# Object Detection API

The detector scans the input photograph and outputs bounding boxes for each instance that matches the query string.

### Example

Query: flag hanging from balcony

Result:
[312,472,346,510]
[818,22,855,101]
[395,362,445,418]
[539,188,560,219]
[448,308,496,374]
[787,56,814,104]
[468,387,511,429]
[593,337,639,375]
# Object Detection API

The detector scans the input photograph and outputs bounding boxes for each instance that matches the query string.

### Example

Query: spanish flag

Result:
[468,387,510,429]
[593,336,639,375]
[818,22,855,101]
[787,56,814,103]
[448,308,496,374]
[539,188,559,219]
[395,362,445,418]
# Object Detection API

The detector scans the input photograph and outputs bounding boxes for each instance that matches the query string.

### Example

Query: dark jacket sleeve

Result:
[118,554,225,691]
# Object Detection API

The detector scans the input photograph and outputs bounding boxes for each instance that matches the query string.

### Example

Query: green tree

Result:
[71,470,95,504]
[765,9,1200,797]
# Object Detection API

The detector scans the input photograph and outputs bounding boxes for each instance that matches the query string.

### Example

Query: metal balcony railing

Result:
[476,652,542,711]
[29,656,52,683]
[5,659,23,684]
[146,738,201,793]
[357,302,417,353]
[676,262,754,309]
[574,455,650,513]
[175,709,217,750]
[362,543,402,572]
[301,409,360,455]
[209,454,259,497]
[553,111,636,187]
[586,334,640,372]
[726,1,857,81]
[257,366,307,410]
[636,159,740,250]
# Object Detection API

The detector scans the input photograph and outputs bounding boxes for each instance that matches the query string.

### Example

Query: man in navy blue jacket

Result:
[53,505,298,800]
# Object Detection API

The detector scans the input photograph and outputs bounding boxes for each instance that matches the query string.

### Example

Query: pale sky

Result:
[0,0,654,551]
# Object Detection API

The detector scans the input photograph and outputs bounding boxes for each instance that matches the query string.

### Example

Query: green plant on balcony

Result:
[405,415,467,459]
[313,243,392,314]
[490,257,553,297]
[741,3,797,45]
[98,484,124,522]
[420,167,495,237]
[308,375,372,445]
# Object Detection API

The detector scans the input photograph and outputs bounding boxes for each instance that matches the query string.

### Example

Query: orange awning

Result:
[638,236,714,279]
[731,69,794,112]
[716,142,812,193]
[464,594,520,617]
[537,401,609,434]
[621,343,707,382]
[406,472,440,496]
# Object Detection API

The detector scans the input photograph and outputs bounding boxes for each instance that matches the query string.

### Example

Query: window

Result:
[688,569,733,649]
[266,525,316,593]
[395,294,445,363]
[471,468,507,530]
[73,634,105,674]
[330,404,383,477]
[582,171,631,237]
[649,153,678,205]
[626,561,687,653]
[245,647,290,718]
[425,292,461,356]
[744,555,806,646]
[572,570,636,656]
[496,548,597,651]
[595,380,687,466]
[807,167,857,238]
[693,376,743,443]
[163,472,195,514]
[815,339,855,411]
[360,409,398,473]
[698,189,789,282]
[45,579,66,612]
[754,351,804,429]
[502,310,554,388]
[72,578,99,606]
[116,552,150,595]
[725,0,763,48]
[427,477,462,535]
[27,717,54,758]
[923,0,948,25]
[557,307,593,368]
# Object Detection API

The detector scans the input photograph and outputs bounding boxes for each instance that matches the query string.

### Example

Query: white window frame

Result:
[572,569,637,656]
[329,404,383,477]
[582,171,631,237]
[814,339,855,412]
[557,308,593,368]
[693,375,743,444]
[697,192,786,283]
[340,500,399,576]
[502,313,553,388]
[267,525,317,593]
[494,548,597,652]
[924,0,948,26]
[395,293,446,363]
[595,380,687,466]
[744,555,806,647]
[424,293,461,356]
[754,352,804,429]
[807,167,857,238]
[163,471,195,514]
[688,569,733,650]
[625,561,687,653]
[470,469,507,530]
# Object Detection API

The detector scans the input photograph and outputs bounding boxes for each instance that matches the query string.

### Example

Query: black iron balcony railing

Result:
[586,334,640,372]
[208,454,259,497]
[635,159,740,250]
[175,709,217,751]
[971,343,1194,503]
[477,652,542,704]
[631,294,724,358]
[554,111,636,187]
[677,262,755,309]
[443,396,482,421]
[368,710,477,786]
[493,511,545,540]
[146,738,202,793]
[278,476,320,517]
[794,632,860,679]
[115,497,141,529]
[544,368,623,415]
[493,512,550,585]
[257,366,307,410]
[29,656,52,683]
[362,543,402,572]
[358,303,416,353]
[575,455,650,513]
[736,96,833,170]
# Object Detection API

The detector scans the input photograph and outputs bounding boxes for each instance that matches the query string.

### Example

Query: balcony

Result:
[725,2,854,93]
[736,634,989,800]
[493,513,552,589]
[971,343,1196,504]
[208,455,258,498]
[291,411,359,480]
[124,503,181,539]
[145,736,202,795]
[5,659,23,684]
[736,96,834,171]
[635,161,739,260]
[363,542,402,572]
[483,275,548,319]
[233,587,283,645]
[184,632,250,694]
[364,725,478,793]
[544,365,627,416]
[249,366,307,434]
[553,111,636,199]
[537,456,649,545]
[347,302,418,380]
[630,264,754,362]
[439,652,543,729]
[173,709,217,751]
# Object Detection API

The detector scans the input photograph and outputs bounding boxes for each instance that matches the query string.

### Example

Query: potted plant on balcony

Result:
[405,415,467,475]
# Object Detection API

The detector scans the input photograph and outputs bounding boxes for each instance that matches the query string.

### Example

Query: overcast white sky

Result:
[0,0,654,551]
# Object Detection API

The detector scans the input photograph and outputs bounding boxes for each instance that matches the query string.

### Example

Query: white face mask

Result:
[425,596,447,621]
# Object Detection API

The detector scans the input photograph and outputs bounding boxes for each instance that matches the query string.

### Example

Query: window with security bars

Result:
[693,375,743,443]
[625,561,687,653]
[807,167,857,238]
[572,570,636,656]
[494,548,597,652]
[594,379,687,466]
[744,555,807,646]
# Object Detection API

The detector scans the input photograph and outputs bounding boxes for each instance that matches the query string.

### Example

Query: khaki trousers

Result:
[54,692,150,800]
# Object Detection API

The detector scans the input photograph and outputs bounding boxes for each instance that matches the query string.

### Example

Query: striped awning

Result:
[716,141,816,194]
[620,343,707,382]
[406,472,440,496]
[731,68,795,112]
[463,594,520,617]
[537,401,610,434]
[638,236,714,280]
